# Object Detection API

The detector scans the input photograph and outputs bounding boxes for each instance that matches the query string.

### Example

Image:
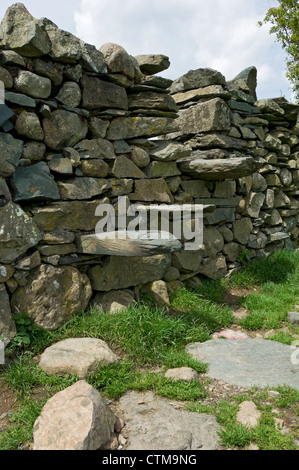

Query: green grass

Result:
[0,399,45,451]
[188,389,298,450]
[88,363,206,402]
[1,249,299,450]
[7,289,233,366]
[224,250,299,333]
[230,250,299,330]
[2,353,78,400]
[229,250,299,288]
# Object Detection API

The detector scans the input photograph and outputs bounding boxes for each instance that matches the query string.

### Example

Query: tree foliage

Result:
[259,0,299,101]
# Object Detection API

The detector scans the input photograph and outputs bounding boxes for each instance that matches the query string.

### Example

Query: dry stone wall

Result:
[0,3,298,344]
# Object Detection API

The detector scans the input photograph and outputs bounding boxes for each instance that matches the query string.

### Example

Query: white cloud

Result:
[74,0,292,100]
[0,0,293,100]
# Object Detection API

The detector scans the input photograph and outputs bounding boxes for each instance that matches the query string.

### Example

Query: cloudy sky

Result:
[0,0,294,101]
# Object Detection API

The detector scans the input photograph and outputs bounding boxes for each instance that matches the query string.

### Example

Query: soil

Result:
[0,378,17,433]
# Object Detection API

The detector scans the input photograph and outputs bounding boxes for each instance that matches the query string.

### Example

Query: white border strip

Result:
[0,80,4,104]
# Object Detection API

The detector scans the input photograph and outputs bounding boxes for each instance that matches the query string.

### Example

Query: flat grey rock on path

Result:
[119,391,220,450]
[186,338,299,390]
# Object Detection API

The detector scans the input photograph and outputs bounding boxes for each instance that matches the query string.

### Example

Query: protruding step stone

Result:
[107,116,178,140]
[179,157,260,180]
[33,381,117,450]
[77,231,182,257]
[39,338,119,379]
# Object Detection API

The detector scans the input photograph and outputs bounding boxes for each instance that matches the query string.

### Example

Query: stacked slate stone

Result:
[0,3,182,342]
[167,66,299,279]
[0,4,298,346]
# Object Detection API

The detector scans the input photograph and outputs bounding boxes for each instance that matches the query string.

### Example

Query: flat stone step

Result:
[178,157,261,180]
[118,391,220,450]
[133,203,215,213]
[186,338,299,390]
[77,231,182,257]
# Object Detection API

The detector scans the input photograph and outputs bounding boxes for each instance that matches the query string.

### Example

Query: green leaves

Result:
[259,0,299,101]
[10,313,40,348]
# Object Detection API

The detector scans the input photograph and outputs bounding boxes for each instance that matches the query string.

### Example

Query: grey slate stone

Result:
[0,132,23,178]
[10,162,60,202]
[14,71,51,99]
[135,54,170,75]
[0,3,51,57]
[80,42,107,73]
[89,254,171,291]
[32,58,64,86]
[0,104,14,127]
[58,178,111,200]
[186,339,299,390]
[288,312,299,326]
[119,391,220,450]
[228,100,259,114]
[0,201,42,264]
[40,18,82,63]
[234,66,257,101]
[5,92,36,108]
[179,157,260,180]
[170,68,226,94]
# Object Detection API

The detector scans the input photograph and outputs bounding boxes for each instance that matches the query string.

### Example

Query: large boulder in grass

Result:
[11,265,92,330]
[33,381,117,450]
[0,3,51,57]
[39,338,119,379]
